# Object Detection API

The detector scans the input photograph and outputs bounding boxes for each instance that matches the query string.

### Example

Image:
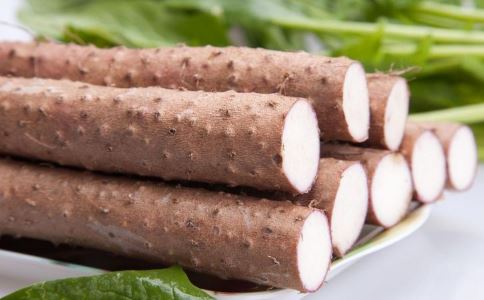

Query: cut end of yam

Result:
[372,153,413,227]
[331,162,368,257]
[412,131,447,203]
[297,210,332,292]
[343,62,370,143]
[384,78,409,151]
[282,100,320,194]
[447,126,478,191]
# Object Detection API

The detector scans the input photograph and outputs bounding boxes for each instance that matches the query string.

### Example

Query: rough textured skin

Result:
[294,158,365,256]
[0,158,329,292]
[321,144,410,227]
[365,74,408,149]
[417,122,477,190]
[0,77,313,193]
[0,42,359,141]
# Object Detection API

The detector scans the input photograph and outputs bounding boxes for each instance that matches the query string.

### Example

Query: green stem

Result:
[383,44,484,58]
[410,103,484,124]
[413,1,484,23]
[271,17,484,43]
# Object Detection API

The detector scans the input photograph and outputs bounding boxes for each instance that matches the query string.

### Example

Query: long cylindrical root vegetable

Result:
[416,122,478,191]
[365,74,410,150]
[294,158,368,257]
[0,42,370,142]
[0,158,332,292]
[400,123,447,202]
[321,145,413,228]
[0,77,320,194]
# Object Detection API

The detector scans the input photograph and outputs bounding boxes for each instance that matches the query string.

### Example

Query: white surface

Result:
[1,3,483,300]
[282,100,321,193]
[343,62,370,142]
[384,78,409,151]
[331,163,368,255]
[371,153,412,227]
[307,165,484,300]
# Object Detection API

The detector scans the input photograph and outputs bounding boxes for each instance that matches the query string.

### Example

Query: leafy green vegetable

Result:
[1,266,213,300]
[19,0,228,47]
[16,0,484,159]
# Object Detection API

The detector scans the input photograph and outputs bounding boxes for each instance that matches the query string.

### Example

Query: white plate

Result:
[0,205,431,300]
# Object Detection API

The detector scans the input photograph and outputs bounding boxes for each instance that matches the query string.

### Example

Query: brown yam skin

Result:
[321,144,407,227]
[295,158,365,256]
[0,77,310,193]
[365,74,408,149]
[0,158,327,292]
[416,122,477,190]
[0,42,358,141]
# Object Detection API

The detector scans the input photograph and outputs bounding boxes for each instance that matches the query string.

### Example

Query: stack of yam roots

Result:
[0,42,478,292]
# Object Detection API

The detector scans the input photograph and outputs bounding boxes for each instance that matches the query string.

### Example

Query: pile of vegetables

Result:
[0,1,479,299]
[17,0,484,159]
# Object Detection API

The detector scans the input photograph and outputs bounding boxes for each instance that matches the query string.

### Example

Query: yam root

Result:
[400,123,447,202]
[0,77,321,194]
[365,74,409,150]
[0,42,370,142]
[294,158,368,257]
[415,122,477,191]
[321,145,412,228]
[0,158,332,292]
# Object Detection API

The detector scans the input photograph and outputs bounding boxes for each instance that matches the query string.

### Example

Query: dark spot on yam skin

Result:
[113,95,122,103]
[267,101,277,108]
[17,120,27,128]
[38,107,46,117]
[227,74,237,85]
[153,111,161,120]
[262,227,273,234]
[108,232,115,238]
[186,219,196,228]
[168,128,176,135]
[181,57,190,67]
[321,77,328,84]
[8,49,16,58]
[79,67,88,75]
[191,257,201,267]
[55,95,64,104]
[227,60,234,69]
[80,111,88,119]
[242,239,253,248]
[211,50,222,57]
[80,94,93,101]
[124,71,133,82]
[272,154,283,166]
[152,73,162,83]
[228,151,236,160]
[153,97,162,103]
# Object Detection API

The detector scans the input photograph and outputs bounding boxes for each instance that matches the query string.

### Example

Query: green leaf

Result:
[19,0,229,48]
[1,266,214,300]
